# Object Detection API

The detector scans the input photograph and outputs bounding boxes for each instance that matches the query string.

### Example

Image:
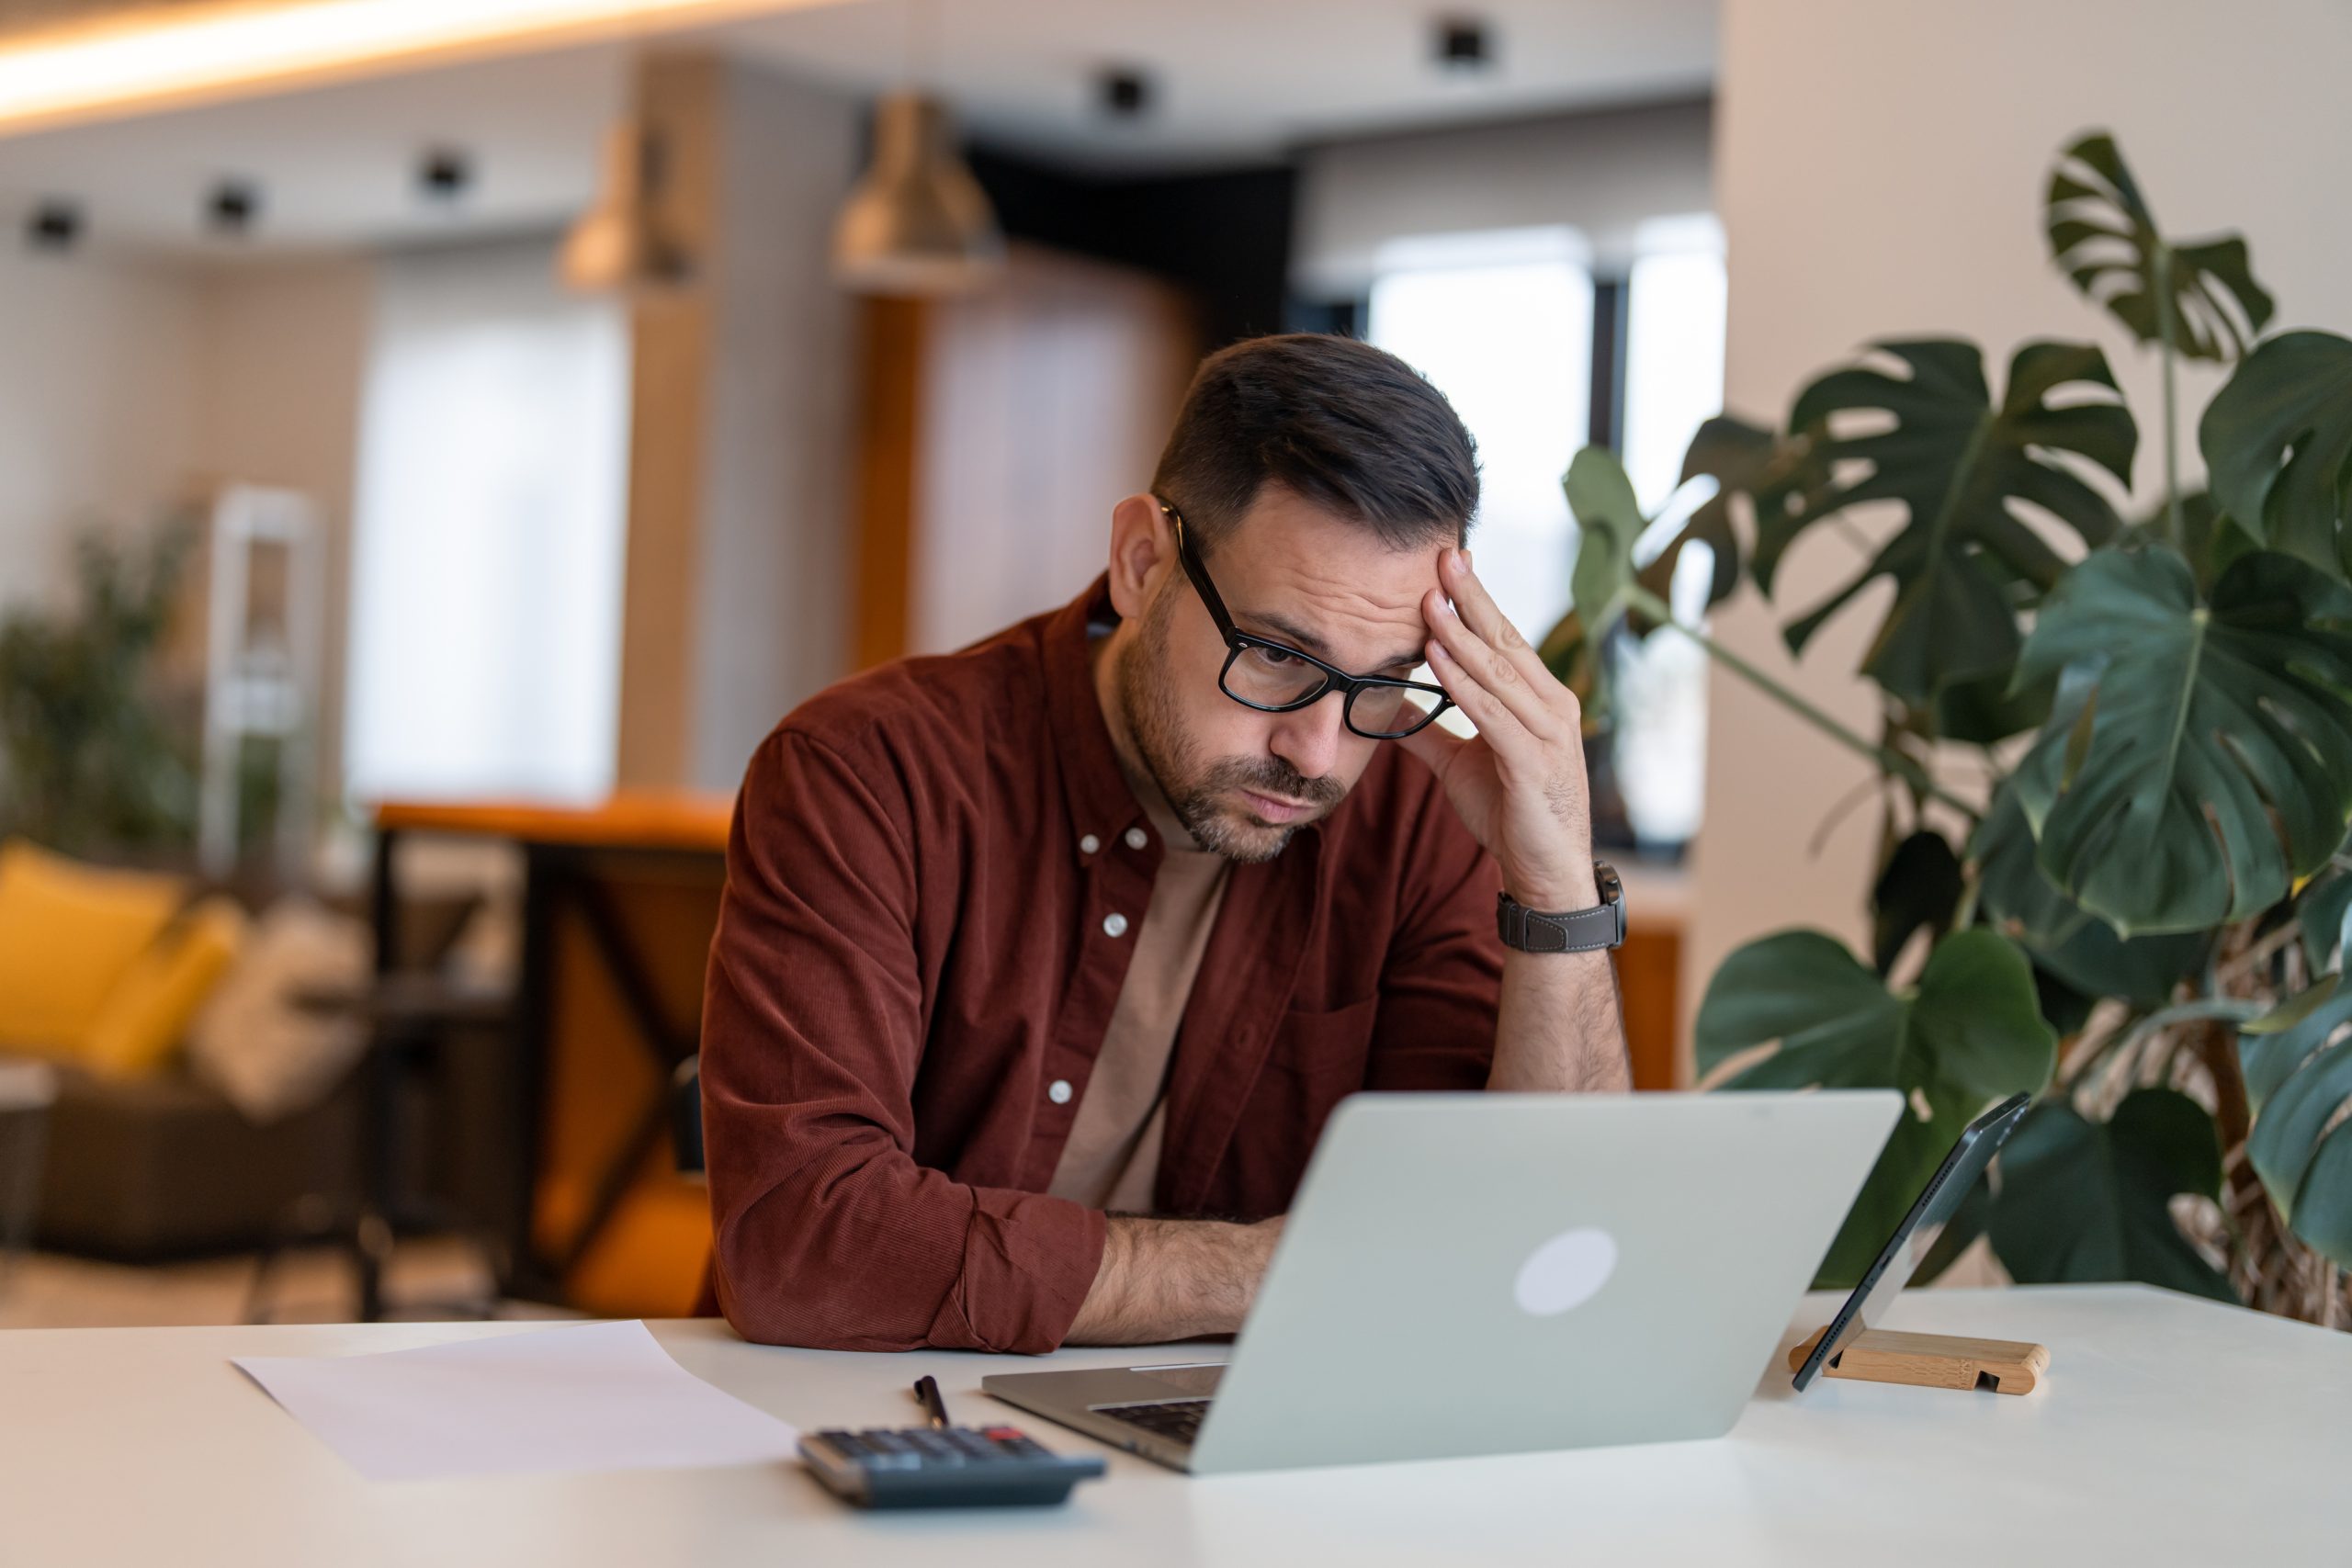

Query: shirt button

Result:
[1047,1078,1074,1105]
[1102,912,1129,939]
[1124,827,1148,851]
[1079,833,1101,855]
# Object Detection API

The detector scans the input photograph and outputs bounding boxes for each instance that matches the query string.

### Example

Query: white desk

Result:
[1,1286,2343,1566]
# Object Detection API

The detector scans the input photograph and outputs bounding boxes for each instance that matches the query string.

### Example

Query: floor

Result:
[0,1239,580,1330]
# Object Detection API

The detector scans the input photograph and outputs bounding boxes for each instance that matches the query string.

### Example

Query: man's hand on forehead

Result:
[1397,546,1598,914]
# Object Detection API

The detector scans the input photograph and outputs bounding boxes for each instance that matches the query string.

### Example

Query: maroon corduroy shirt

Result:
[700,577,1504,1353]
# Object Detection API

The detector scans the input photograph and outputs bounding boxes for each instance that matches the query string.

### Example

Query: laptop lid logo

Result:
[1513,1227,1618,1317]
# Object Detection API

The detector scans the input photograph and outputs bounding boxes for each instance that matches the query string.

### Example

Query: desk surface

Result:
[2,1287,2343,1567]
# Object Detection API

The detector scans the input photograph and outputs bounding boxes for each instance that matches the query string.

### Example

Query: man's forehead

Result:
[1209,495,1442,668]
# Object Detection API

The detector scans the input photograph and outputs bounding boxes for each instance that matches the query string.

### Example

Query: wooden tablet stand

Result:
[1791,1326,2050,1395]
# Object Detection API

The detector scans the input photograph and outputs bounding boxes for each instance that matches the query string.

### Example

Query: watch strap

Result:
[1496,863,1626,953]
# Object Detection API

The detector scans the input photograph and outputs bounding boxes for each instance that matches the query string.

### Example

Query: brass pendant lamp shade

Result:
[831,91,1004,295]
[560,121,689,294]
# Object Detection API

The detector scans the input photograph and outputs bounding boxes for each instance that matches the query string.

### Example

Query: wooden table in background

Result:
[375,795,732,1320]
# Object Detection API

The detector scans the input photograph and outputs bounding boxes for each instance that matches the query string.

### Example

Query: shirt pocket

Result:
[1259,994,1382,1138]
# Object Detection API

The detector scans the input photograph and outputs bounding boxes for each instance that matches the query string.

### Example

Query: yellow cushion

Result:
[80,895,248,1077]
[0,840,187,1054]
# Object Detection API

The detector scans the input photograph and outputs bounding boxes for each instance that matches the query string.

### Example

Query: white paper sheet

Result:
[235,1320,801,1482]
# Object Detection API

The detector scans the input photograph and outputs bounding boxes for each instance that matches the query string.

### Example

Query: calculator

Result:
[798,1378,1105,1509]
[797,1423,1107,1509]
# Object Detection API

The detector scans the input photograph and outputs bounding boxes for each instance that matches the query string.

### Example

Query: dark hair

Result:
[1150,333,1480,551]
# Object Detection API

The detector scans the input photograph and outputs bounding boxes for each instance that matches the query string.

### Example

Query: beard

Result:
[1115,581,1347,863]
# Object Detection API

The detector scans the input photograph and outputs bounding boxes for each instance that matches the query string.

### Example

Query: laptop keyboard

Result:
[1097,1398,1212,1444]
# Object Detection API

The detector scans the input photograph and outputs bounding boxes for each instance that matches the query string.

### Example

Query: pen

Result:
[912,1374,952,1430]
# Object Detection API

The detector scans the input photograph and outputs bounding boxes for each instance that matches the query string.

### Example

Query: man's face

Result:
[1117,486,1443,862]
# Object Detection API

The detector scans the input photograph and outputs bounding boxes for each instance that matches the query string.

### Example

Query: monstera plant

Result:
[1553,131,2352,1323]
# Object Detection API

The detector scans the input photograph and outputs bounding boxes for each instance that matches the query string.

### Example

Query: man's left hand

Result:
[1398,547,1599,912]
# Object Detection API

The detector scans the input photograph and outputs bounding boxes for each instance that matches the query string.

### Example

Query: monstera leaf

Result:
[2045,131,2273,361]
[1565,445,1643,640]
[1626,413,1822,618]
[1696,928,2056,1286]
[1931,666,2056,746]
[2009,547,2352,934]
[2297,861,2352,975]
[1761,339,2136,706]
[1987,1089,2235,1301]
[1972,779,2211,1006]
[2240,980,2352,1269]
[2200,330,2352,580]
[1871,829,1964,976]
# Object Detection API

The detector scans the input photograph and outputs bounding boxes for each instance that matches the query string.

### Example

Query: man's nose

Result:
[1269,694,1350,782]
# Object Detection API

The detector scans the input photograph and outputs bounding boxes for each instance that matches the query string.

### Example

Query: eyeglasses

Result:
[1160,501,1453,740]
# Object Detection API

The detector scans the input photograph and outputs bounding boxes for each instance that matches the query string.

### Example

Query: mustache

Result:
[1200,755,1346,808]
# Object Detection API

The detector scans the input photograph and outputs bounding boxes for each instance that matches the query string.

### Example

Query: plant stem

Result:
[2154,242,2184,550]
[1951,871,1982,932]
[1624,585,1980,821]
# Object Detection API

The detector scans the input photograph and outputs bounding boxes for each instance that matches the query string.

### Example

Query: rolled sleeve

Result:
[701,728,1105,1353]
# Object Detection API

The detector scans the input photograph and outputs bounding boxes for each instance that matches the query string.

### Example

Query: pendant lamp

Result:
[560,120,689,294]
[831,91,1003,296]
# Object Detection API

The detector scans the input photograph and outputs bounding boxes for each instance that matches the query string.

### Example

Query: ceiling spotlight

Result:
[1100,68,1151,118]
[417,147,473,202]
[27,199,81,252]
[1436,17,1492,70]
[207,179,260,236]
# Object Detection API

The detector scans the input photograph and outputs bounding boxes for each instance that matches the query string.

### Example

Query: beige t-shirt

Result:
[1046,830,1231,1213]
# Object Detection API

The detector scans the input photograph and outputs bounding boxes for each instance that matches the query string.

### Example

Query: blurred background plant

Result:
[1553,130,2352,1326]
[0,520,203,857]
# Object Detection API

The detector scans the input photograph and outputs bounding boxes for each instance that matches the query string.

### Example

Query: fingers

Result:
[1442,548,1556,684]
[1425,634,1539,750]
[1425,587,1560,742]
[1423,548,1581,744]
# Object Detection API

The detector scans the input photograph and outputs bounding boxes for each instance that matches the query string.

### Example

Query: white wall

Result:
[688,57,859,790]
[1695,0,2352,1054]
[0,247,370,761]
[193,257,372,802]
[0,247,205,612]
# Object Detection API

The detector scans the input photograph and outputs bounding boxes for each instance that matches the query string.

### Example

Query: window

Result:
[344,238,630,805]
[1613,215,1727,849]
[1367,227,1593,645]
[1366,216,1725,850]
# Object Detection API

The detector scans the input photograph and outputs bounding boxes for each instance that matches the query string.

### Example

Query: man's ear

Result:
[1105,492,1174,621]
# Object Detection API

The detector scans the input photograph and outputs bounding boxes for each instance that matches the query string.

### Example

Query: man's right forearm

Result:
[1062,1215,1285,1345]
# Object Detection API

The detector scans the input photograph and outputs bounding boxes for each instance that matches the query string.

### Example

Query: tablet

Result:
[1791,1091,2032,1391]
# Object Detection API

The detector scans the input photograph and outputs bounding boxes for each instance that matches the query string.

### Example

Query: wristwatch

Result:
[1496,861,1626,953]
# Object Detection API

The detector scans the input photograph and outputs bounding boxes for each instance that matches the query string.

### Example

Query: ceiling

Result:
[723,0,1715,168]
[0,0,1716,258]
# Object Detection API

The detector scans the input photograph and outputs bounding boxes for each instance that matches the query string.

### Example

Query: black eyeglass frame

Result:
[1159,500,1453,741]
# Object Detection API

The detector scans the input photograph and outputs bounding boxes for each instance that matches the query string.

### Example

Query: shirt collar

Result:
[1043,575,1153,848]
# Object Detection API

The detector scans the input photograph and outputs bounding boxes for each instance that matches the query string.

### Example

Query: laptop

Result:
[984,1089,1901,1474]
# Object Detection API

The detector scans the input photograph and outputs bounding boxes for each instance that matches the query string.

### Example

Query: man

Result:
[701,333,1628,1355]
